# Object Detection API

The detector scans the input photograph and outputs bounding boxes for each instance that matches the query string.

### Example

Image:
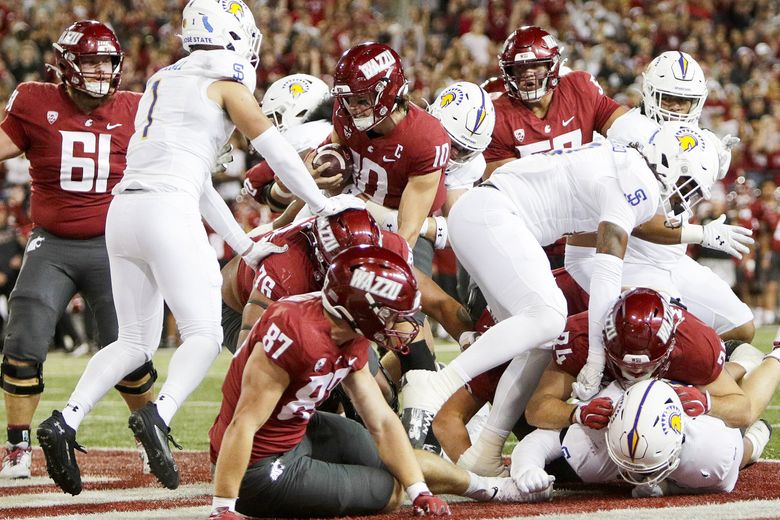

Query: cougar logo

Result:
[26,236,45,252]
[358,50,395,80]
[349,268,403,300]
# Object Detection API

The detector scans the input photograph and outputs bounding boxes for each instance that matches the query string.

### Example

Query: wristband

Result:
[406,481,431,502]
[680,223,704,244]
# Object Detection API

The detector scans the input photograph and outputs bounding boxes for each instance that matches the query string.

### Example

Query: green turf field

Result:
[3,326,779,457]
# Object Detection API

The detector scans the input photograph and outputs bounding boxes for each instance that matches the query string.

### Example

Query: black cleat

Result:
[37,410,87,495]
[128,403,182,489]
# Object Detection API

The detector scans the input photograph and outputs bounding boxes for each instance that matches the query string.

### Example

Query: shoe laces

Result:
[167,432,183,451]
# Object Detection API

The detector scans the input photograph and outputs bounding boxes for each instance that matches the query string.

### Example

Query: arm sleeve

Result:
[250,126,328,214]
[200,176,253,255]
[586,253,623,365]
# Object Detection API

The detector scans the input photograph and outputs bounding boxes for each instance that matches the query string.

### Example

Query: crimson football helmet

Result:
[603,288,683,387]
[499,26,563,102]
[322,245,421,353]
[52,20,123,98]
[312,209,382,272]
[331,42,408,132]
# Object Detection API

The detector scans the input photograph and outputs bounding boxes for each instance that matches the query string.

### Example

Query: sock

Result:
[66,341,149,432]
[61,402,88,431]
[156,335,220,425]
[211,496,237,512]
[433,364,469,397]
[398,340,436,373]
[7,425,29,448]
[729,343,765,374]
[464,471,490,499]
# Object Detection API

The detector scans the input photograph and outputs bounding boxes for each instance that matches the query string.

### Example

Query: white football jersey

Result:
[119,50,256,198]
[445,153,485,191]
[488,142,660,246]
[607,109,689,271]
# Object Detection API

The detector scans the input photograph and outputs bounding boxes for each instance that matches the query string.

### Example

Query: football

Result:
[311,143,353,181]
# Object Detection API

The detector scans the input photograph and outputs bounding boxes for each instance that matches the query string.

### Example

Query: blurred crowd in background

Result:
[0,0,778,349]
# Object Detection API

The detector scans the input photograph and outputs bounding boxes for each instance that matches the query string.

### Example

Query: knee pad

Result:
[114,360,158,395]
[1,358,44,395]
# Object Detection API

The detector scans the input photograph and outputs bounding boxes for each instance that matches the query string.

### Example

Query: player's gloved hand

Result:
[512,465,555,494]
[682,215,753,259]
[241,240,288,270]
[208,507,245,519]
[672,385,711,417]
[315,194,366,217]
[572,361,604,401]
[211,143,234,175]
[412,492,451,516]
[571,397,613,429]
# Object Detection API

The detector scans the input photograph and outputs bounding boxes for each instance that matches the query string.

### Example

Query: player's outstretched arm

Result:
[212,343,290,502]
[397,171,442,247]
[525,361,579,430]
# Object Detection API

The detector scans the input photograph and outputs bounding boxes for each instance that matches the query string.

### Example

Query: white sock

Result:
[66,341,149,431]
[729,343,765,374]
[155,335,220,425]
[463,471,494,500]
[211,496,237,512]
[432,364,469,397]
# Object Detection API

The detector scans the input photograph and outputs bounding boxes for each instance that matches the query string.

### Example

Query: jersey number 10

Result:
[59,130,112,193]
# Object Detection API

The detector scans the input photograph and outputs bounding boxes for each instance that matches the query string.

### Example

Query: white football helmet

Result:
[262,74,330,133]
[606,379,684,487]
[642,122,719,226]
[181,0,262,68]
[428,82,496,167]
[642,51,707,124]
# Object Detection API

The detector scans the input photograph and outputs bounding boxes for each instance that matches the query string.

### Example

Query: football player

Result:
[208,246,537,519]
[36,0,362,495]
[401,123,752,463]
[566,51,755,345]
[243,73,341,213]
[0,20,156,480]
[483,26,628,269]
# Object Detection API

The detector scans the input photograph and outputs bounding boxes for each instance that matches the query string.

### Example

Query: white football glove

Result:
[457,445,509,477]
[701,214,753,259]
[211,143,234,175]
[511,465,555,494]
[716,134,740,180]
[315,194,366,217]
[241,240,288,270]
[572,361,604,401]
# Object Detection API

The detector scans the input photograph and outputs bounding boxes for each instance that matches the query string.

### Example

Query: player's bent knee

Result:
[114,360,158,395]
[381,480,405,513]
[1,357,44,396]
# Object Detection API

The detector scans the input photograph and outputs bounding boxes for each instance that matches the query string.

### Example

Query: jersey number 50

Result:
[59,130,112,193]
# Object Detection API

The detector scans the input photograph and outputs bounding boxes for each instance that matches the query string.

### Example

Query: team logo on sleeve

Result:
[513,128,525,143]
[46,111,59,125]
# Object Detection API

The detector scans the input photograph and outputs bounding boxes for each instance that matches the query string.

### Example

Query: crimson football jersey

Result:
[242,160,275,205]
[209,294,369,464]
[1,82,140,238]
[235,218,321,305]
[333,104,448,212]
[553,309,724,386]
[484,71,620,162]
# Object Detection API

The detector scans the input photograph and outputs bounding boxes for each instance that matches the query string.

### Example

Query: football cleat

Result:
[470,476,552,503]
[136,436,151,474]
[37,410,87,495]
[744,419,772,466]
[128,402,182,489]
[209,507,247,519]
[0,442,32,479]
